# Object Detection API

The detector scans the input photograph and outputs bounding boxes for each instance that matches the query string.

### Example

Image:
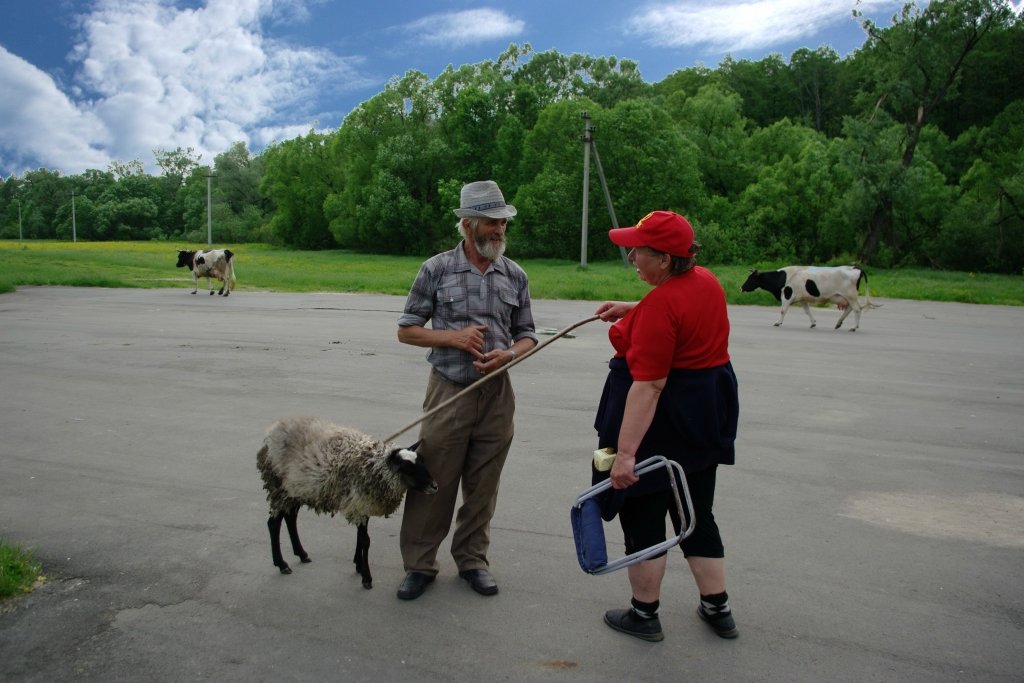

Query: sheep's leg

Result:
[355,522,372,589]
[352,535,362,573]
[283,508,311,564]
[268,512,292,574]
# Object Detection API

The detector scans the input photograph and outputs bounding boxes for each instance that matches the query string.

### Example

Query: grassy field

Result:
[1,240,1022,306]
[0,540,43,600]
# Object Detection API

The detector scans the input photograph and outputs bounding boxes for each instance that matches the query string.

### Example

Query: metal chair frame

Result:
[571,455,695,575]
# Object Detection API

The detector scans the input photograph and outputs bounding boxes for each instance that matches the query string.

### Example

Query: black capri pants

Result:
[618,464,724,559]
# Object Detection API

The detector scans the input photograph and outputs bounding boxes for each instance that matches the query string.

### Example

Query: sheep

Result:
[256,416,437,588]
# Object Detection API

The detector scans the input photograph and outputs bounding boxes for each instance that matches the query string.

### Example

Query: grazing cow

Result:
[176,249,236,296]
[741,265,878,331]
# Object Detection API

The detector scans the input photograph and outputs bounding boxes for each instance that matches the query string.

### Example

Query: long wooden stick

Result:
[382,315,601,444]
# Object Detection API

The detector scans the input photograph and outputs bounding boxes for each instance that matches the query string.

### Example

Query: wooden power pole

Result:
[580,111,629,268]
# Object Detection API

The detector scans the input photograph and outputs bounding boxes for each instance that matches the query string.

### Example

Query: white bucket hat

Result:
[453,180,517,218]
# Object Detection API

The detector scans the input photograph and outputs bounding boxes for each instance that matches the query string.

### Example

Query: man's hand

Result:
[450,324,487,359]
[473,347,514,375]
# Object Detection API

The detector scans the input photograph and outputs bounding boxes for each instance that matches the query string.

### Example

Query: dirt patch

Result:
[841,492,1024,547]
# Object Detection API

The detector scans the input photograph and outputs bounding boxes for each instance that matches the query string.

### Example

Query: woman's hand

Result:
[610,452,638,489]
[595,301,635,323]
[610,379,665,489]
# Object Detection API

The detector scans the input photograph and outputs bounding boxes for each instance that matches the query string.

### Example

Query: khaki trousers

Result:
[400,367,515,575]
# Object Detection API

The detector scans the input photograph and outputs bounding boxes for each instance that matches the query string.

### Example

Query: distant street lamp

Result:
[17,200,23,241]
[71,190,77,243]
[206,172,216,246]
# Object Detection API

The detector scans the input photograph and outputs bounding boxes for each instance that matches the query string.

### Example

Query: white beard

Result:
[475,233,506,261]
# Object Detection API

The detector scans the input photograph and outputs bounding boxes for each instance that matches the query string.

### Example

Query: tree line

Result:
[2,0,1022,273]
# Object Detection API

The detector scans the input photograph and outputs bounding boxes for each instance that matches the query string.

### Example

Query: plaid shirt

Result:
[398,241,538,385]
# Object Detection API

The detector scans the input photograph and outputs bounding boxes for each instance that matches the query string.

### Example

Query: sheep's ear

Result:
[386,450,402,471]
[407,440,421,452]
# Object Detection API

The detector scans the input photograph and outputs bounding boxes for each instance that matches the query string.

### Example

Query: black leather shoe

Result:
[604,608,664,642]
[697,604,738,638]
[458,568,498,596]
[396,571,434,601]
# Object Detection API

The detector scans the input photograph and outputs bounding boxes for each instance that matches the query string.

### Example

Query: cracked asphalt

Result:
[1,286,1022,682]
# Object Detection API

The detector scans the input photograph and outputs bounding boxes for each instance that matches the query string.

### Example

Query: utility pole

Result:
[17,200,23,241]
[580,113,592,268]
[580,111,629,268]
[71,190,77,243]
[206,172,215,246]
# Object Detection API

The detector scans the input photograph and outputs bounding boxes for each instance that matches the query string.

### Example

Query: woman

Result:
[593,210,739,642]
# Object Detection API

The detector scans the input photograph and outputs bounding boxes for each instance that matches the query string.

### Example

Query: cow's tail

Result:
[856,267,882,310]
[226,250,237,291]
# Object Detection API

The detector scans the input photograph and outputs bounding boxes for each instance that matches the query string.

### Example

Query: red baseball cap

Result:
[608,211,696,258]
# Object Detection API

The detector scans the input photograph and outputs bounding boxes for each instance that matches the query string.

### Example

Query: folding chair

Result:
[570,455,695,575]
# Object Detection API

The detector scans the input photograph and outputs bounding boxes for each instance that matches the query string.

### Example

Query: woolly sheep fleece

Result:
[257,416,411,525]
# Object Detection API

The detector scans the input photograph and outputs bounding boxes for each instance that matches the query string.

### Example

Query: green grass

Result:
[1,240,1022,305]
[0,540,43,599]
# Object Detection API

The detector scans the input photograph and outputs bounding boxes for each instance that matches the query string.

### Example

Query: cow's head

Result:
[740,269,760,292]
[741,269,786,300]
[175,250,195,269]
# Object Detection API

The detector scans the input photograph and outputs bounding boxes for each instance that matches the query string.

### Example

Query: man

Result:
[395,180,538,600]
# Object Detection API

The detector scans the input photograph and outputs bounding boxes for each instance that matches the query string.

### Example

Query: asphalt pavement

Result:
[1,286,1022,682]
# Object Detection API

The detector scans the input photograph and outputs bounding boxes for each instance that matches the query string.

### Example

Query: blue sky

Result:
[0,0,914,177]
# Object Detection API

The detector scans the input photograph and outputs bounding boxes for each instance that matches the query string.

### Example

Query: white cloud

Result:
[1,0,370,176]
[399,8,525,47]
[0,47,111,174]
[626,0,900,52]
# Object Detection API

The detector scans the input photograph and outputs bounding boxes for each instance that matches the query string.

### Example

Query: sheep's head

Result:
[387,442,437,494]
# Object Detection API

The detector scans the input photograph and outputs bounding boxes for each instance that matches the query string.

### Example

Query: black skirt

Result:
[592,357,738,517]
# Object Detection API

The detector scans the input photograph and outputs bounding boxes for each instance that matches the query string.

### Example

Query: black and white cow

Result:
[176,249,236,296]
[741,265,877,331]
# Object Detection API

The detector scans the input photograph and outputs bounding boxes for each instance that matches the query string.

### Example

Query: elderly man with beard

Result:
[395,180,539,601]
